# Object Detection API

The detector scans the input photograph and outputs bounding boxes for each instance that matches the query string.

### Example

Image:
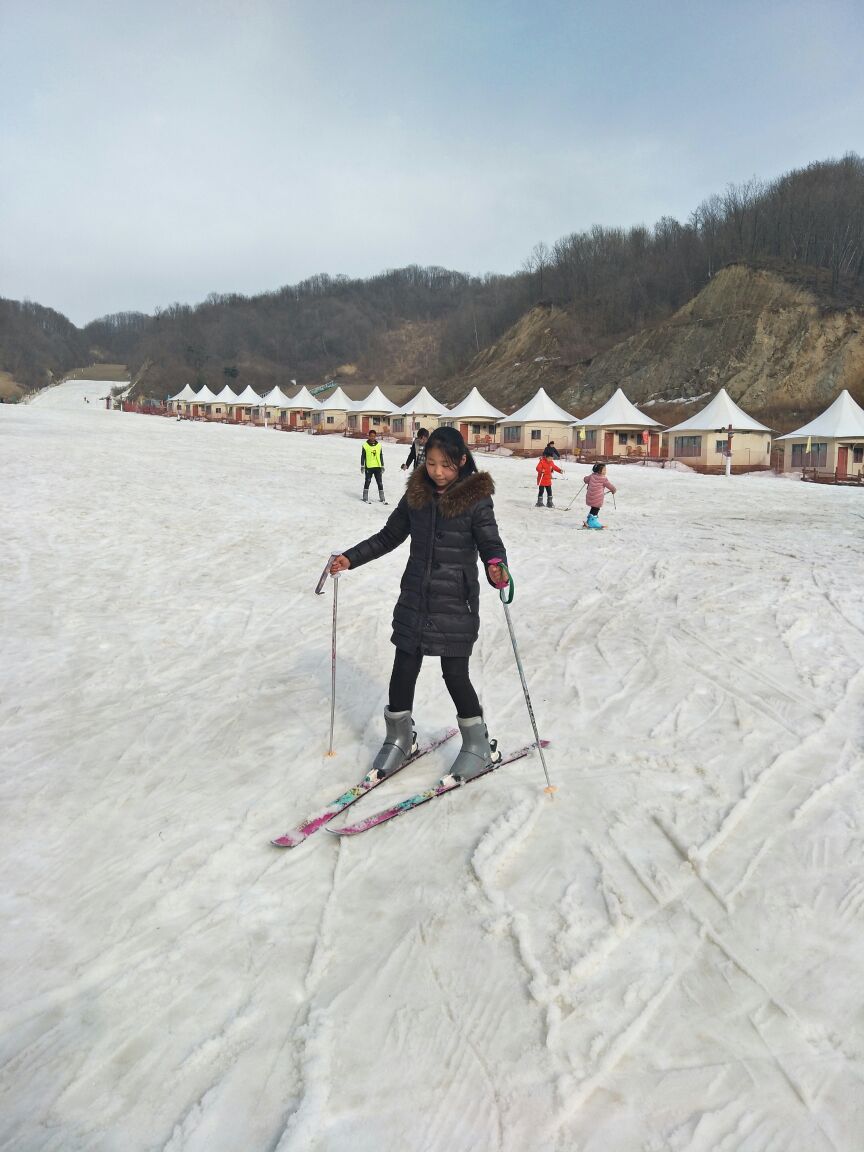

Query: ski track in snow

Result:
[2,383,864,1151]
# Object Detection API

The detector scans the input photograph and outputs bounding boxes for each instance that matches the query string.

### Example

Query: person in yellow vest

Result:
[360,428,386,503]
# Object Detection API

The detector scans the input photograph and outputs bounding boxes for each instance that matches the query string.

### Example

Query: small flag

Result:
[579,426,587,442]
[805,435,812,453]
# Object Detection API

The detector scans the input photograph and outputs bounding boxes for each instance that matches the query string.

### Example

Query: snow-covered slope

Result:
[1,392,863,1151]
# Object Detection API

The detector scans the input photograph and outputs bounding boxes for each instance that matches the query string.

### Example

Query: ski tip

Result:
[271,837,301,848]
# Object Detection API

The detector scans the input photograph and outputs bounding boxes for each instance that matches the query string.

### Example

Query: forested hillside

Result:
[0,299,86,397]
[2,155,862,419]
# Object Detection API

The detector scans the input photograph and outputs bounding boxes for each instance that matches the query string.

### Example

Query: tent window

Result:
[530,429,542,441]
[618,432,628,446]
[792,442,827,467]
[503,426,521,443]
[326,416,334,424]
[715,440,728,454]
[853,445,864,463]
[674,435,702,458]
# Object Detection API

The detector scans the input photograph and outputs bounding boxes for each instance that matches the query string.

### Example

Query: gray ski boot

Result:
[366,708,418,783]
[362,489,369,502]
[440,716,501,785]
[379,489,386,503]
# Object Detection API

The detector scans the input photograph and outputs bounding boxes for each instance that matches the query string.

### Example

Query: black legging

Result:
[388,648,481,718]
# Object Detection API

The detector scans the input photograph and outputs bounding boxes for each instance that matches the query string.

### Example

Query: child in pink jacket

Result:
[583,463,616,529]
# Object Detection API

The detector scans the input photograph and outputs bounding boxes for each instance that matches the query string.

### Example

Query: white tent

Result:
[776,390,864,439]
[665,388,772,470]
[395,386,449,416]
[169,384,198,402]
[193,385,220,405]
[262,386,294,408]
[775,389,864,477]
[447,387,505,421]
[312,386,353,431]
[232,385,265,405]
[497,387,576,425]
[284,386,323,411]
[213,386,238,405]
[574,387,660,427]
[317,387,353,411]
[664,388,770,433]
[351,386,399,415]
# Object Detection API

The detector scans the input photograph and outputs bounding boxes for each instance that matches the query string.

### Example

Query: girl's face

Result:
[425,446,466,490]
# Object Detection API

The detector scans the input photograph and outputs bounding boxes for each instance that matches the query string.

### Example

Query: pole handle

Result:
[315,552,342,595]
[488,558,514,602]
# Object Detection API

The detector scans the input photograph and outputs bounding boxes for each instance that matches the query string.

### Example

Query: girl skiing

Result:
[535,454,563,507]
[582,462,616,529]
[329,426,508,784]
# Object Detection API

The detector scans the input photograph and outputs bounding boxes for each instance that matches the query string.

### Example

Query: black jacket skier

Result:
[344,464,505,656]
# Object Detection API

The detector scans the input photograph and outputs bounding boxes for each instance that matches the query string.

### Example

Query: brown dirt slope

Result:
[435,305,593,410]
[557,265,864,430]
[0,371,25,401]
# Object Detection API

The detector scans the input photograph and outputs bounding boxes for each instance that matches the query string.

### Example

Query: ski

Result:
[271,728,457,848]
[325,739,550,838]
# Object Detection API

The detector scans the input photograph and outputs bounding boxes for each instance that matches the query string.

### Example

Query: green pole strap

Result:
[498,562,514,604]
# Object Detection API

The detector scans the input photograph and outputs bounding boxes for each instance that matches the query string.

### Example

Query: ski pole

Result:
[488,561,556,795]
[315,553,342,756]
[563,477,587,512]
[612,492,617,511]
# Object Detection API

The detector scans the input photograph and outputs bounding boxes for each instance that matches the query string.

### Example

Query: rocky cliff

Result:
[444,265,864,430]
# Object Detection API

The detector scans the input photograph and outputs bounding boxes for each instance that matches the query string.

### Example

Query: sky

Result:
[2,0,862,326]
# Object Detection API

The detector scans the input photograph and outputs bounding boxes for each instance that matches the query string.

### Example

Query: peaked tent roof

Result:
[317,386,353,411]
[213,386,238,404]
[194,385,220,404]
[573,387,661,428]
[777,390,864,439]
[446,387,505,420]
[395,386,449,415]
[664,388,771,433]
[262,385,293,406]
[169,383,198,402]
[497,387,577,425]
[284,385,322,409]
[232,385,266,404]
[351,385,399,414]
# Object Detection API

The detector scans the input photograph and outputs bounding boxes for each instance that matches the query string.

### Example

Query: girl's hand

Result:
[487,562,507,588]
[329,555,351,575]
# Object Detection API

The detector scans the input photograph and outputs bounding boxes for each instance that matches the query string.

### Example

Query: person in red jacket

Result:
[535,454,564,507]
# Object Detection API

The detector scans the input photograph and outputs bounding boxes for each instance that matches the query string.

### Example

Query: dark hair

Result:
[425,426,477,477]
[592,462,605,474]
[417,427,429,439]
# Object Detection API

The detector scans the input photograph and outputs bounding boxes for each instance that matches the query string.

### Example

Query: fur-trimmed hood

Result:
[406,467,495,517]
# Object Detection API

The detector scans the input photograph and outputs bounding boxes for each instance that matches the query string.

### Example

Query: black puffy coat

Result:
[344,468,507,657]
